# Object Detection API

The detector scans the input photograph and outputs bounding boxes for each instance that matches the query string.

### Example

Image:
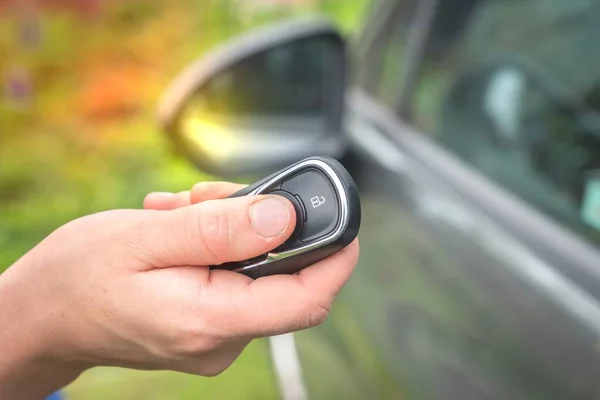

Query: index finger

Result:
[227,239,360,337]
[144,182,247,210]
[190,182,247,204]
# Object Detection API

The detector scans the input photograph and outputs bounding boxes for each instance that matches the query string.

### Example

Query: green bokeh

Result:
[0,0,369,271]
[0,1,369,398]
[66,339,279,400]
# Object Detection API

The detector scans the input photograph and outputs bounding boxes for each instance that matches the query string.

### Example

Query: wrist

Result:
[0,264,84,399]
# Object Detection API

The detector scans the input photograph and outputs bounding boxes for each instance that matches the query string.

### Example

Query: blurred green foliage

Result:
[0,0,369,271]
[0,0,368,398]
[67,339,280,399]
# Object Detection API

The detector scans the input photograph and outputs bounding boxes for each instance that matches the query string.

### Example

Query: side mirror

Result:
[158,17,348,178]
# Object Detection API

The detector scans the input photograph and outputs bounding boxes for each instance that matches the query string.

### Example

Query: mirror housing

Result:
[158,17,348,178]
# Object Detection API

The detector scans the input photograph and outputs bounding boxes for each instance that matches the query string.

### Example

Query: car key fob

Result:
[210,156,361,279]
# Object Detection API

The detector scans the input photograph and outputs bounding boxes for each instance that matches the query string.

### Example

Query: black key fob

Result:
[211,156,361,279]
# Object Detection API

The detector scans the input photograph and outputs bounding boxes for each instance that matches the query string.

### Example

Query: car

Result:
[158,0,600,398]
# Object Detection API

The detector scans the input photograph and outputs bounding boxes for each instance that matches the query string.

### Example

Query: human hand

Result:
[0,181,359,400]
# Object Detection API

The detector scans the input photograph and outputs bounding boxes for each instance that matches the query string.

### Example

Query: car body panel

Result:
[290,2,600,398]
[293,86,600,399]
[158,1,600,398]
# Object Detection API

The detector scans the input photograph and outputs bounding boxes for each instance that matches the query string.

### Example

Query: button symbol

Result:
[311,196,326,209]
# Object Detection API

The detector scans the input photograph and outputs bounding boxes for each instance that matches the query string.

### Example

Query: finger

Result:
[209,240,360,338]
[172,339,250,377]
[135,195,297,268]
[296,239,360,294]
[144,191,191,210]
[190,182,247,204]
[144,182,247,211]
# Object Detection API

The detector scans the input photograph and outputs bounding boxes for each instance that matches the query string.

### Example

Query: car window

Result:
[354,0,416,107]
[404,0,600,247]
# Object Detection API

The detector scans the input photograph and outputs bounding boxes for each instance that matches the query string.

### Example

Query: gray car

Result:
[159,0,600,398]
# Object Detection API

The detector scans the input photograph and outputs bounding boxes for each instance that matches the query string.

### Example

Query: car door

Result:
[292,0,600,399]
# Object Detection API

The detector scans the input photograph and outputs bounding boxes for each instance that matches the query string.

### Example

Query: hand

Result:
[0,181,359,400]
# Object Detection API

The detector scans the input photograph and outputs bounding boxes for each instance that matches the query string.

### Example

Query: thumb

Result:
[134,195,296,268]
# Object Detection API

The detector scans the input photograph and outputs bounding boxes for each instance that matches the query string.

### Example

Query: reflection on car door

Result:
[294,0,600,399]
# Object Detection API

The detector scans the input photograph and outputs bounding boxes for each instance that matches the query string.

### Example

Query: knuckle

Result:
[121,214,162,263]
[191,182,211,200]
[202,359,236,377]
[192,182,210,192]
[168,322,225,358]
[187,203,232,265]
[305,296,333,328]
[308,304,331,327]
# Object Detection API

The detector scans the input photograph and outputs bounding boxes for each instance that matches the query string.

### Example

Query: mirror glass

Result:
[187,37,329,117]
[171,33,345,177]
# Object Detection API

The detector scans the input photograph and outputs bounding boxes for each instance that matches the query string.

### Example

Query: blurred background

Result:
[7,1,600,399]
[0,0,367,398]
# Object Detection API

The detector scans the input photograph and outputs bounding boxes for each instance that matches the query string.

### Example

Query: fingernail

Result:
[250,197,290,238]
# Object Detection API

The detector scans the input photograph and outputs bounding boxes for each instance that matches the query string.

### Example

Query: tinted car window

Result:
[407,0,600,246]
[354,0,416,107]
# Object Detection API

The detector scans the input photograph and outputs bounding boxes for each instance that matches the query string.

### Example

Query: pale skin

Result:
[0,182,359,400]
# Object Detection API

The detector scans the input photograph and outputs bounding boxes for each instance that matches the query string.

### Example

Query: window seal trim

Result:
[393,0,439,118]
[348,88,600,301]
[353,0,439,116]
